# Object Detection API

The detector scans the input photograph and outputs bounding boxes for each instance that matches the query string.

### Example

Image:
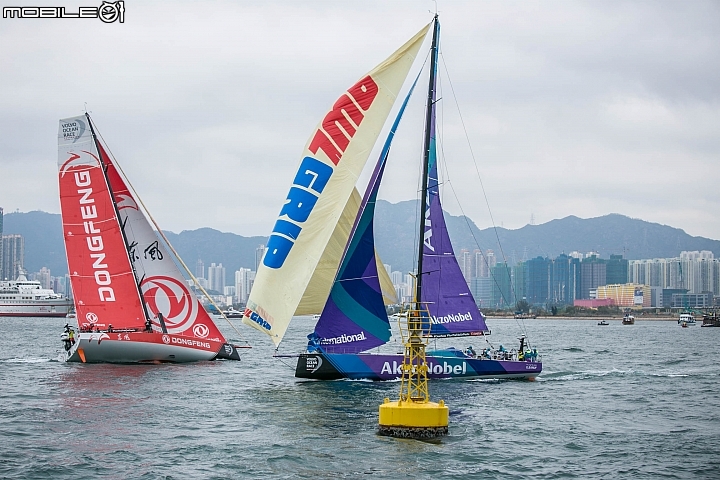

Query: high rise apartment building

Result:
[195,259,205,279]
[255,245,266,271]
[234,268,255,304]
[2,234,24,281]
[629,251,719,296]
[207,263,225,293]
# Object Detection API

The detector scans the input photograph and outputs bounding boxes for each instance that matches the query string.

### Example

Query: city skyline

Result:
[1,1,718,242]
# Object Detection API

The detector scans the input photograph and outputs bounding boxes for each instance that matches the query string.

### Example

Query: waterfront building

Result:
[606,254,629,284]
[234,268,255,304]
[1,234,24,281]
[671,292,713,309]
[629,252,719,296]
[550,254,581,305]
[207,263,225,293]
[595,283,651,308]
[478,249,496,278]
[37,267,51,290]
[524,256,550,306]
[470,276,493,308]
[255,245,266,271]
[491,263,513,308]
[391,270,403,285]
[195,259,205,280]
[580,255,606,300]
[459,249,472,284]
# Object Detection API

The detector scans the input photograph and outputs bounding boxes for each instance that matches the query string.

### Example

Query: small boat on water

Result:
[242,16,541,381]
[681,321,689,328]
[57,114,248,363]
[678,313,695,325]
[221,307,244,319]
[622,313,635,325]
[701,310,720,327]
[598,320,609,326]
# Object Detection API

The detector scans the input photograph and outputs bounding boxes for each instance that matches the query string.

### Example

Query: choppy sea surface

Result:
[1,316,719,479]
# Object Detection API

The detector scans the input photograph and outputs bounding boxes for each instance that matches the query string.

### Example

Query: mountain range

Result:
[3,201,719,283]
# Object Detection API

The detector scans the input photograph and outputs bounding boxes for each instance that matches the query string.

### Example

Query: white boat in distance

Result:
[0,271,72,317]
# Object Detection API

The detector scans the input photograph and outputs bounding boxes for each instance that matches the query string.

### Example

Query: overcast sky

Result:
[1,0,718,242]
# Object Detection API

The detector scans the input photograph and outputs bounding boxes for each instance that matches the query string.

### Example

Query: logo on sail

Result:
[115,193,138,211]
[140,275,198,334]
[263,76,380,270]
[60,118,86,144]
[430,312,473,324]
[60,150,97,177]
[244,307,272,331]
[319,331,367,345]
[192,323,209,338]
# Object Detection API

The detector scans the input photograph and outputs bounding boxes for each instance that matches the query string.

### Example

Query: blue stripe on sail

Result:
[313,73,422,352]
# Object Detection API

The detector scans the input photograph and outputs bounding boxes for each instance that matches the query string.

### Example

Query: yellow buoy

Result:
[377,306,449,438]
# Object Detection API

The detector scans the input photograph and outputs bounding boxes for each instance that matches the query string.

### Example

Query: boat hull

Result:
[63,332,240,363]
[0,300,73,317]
[294,352,541,380]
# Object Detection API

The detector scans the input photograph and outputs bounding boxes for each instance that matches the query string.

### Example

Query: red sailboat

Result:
[58,113,248,363]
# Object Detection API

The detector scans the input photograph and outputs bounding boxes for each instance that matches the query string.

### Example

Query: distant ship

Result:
[0,271,72,317]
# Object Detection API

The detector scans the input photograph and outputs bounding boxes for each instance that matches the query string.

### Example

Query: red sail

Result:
[99,138,227,343]
[58,116,146,331]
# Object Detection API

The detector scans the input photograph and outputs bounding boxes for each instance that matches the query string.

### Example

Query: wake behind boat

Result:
[58,114,247,363]
[243,17,541,381]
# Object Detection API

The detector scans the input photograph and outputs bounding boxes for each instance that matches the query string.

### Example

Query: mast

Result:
[415,14,439,310]
[379,16,448,439]
[86,113,152,324]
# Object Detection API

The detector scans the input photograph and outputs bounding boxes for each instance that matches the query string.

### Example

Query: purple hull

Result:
[294,352,541,381]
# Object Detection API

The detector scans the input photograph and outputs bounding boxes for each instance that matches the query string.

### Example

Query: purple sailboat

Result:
[294,16,542,381]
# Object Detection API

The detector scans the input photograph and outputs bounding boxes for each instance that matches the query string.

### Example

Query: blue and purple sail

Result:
[312,38,488,353]
[312,74,421,354]
[419,25,490,338]
[295,16,540,381]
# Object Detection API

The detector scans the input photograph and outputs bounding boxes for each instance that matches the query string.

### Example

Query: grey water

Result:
[1,316,718,479]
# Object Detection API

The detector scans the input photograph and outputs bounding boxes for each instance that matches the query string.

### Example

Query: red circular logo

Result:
[193,324,210,338]
[140,276,198,334]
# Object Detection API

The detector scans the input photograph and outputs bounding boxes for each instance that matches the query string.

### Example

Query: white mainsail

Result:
[244,24,430,345]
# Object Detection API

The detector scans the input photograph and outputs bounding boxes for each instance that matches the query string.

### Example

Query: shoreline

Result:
[486,315,681,321]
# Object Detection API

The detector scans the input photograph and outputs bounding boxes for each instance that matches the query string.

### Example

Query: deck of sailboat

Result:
[292,351,541,381]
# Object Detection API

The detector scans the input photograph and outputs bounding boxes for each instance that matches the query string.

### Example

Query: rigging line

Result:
[273,355,297,371]
[434,63,517,314]
[93,126,250,345]
[438,52,527,335]
[435,134,515,312]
